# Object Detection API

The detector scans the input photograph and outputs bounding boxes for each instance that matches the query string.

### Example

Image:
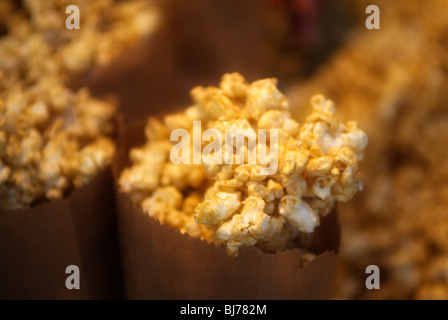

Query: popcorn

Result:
[280,149,308,175]
[73,138,115,187]
[142,186,183,221]
[0,1,160,209]
[305,156,333,177]
[216,196,268,256]
[195,192,241,226]
[219,72,249,99]
[264,180,283,200]
[287,0,448,299]
[0,80,116,209]
[246,78,289,120]
[0,0,159,83]
[120,73,367,256]
[279,195,319,233]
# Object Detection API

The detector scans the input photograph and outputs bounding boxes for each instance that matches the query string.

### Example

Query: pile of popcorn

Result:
[120,73,367,256]
[0,0,160,75]
[0,0,159,210]
[288,0,448,299]
[0,73,116,210]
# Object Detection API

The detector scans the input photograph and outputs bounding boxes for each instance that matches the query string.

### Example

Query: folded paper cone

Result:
[0,167,122,299]
[114,120,340,300]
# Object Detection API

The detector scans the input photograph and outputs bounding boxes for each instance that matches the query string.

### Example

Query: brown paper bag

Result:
[0,4,178,300]
[114,120,340,300]
[0,167,122,299]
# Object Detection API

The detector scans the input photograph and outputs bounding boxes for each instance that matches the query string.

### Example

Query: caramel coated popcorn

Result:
[0,74,116,210]
[288,0,448,300]
[0,0,158,210]
[120,73,367,256]
[0,0,160,75]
